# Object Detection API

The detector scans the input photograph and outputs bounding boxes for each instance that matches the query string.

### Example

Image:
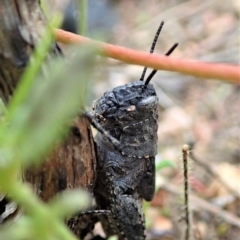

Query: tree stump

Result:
[0,0,96,234]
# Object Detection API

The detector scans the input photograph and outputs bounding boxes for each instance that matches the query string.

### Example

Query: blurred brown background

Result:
[49,1,240,239]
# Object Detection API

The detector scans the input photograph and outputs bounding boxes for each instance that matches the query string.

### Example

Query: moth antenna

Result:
[144,43,178,86]
[139,21,164,81]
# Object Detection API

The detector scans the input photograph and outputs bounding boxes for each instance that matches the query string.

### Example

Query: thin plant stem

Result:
[182,144,191,240]
[0,178,78,240]
[54,29,240,83]
[79,0,87,35]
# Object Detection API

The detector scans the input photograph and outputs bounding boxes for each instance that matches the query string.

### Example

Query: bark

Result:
[0,0,48,104]
[0,0,96,222]
[25,117,96,201]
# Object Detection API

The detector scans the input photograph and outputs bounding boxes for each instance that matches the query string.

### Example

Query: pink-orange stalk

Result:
[54,29,240,84]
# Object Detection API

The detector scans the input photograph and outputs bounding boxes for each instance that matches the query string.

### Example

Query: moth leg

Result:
[67,209,110,239]
[74,209,110,217]
[83,111,121,150]
[111,159,147,195]
[110,194,146,240]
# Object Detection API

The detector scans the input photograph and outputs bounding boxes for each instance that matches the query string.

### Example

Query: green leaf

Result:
[0,47,96,167]
[108,236,118,240]
[0,216,33,240]
[49,188,91,219]
[7,15,62,115]
[156,159,175,171]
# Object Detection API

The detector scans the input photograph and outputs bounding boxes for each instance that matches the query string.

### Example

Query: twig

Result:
[182,145,192,240]
[54,29,240,83]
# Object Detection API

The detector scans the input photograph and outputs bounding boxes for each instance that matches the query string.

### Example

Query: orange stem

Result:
[54,29,240,84]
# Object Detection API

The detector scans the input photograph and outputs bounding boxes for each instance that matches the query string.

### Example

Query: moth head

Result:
[94,22,178,127]
[94,81,158,126]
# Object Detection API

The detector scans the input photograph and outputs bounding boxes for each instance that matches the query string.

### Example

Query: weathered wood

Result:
[0,0,96,231]
[0,0,49,104]
[25,117,96,201]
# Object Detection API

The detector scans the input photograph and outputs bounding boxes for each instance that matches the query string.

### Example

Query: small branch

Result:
[182,145,192,240]
[54,29,240,84]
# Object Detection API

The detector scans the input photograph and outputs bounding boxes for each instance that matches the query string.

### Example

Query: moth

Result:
[82,22,178,240]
